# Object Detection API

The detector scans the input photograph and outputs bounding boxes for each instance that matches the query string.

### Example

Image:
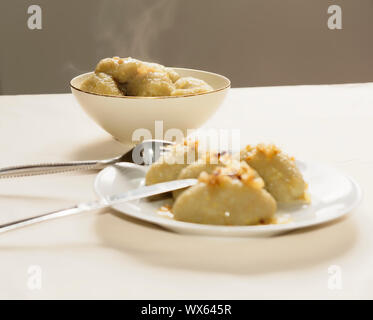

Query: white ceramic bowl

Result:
[70,68,230,146]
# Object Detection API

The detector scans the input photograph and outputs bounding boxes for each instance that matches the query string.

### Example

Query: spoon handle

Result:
[0,160,105,178]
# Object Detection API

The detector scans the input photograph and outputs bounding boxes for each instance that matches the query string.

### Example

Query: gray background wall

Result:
[1,0,373,95]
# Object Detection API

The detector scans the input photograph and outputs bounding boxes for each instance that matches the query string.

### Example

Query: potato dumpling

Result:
[81,56,212,97]
[172,161,277,225]
[125,71,175,97]
[172,77,213,96]
[95,57,140,83]
[80,72,123,96]
[95,57,178,97]
[172,152,232,199]
[145,141,201,186]
[240,144,308,204]
[165,67,181,83]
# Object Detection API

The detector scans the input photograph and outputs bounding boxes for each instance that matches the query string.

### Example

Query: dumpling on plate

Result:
[172,161,277,225]
[145,141,201,186]
[240,144,308,204]
[172,151,232,199]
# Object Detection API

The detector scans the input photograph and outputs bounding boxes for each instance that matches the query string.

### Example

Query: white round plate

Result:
[94,162,362,237]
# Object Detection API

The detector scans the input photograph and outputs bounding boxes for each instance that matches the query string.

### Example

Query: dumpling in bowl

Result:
[145,141,201,186]
[172,77,213,96]
[240,144,308,204]
[93,57,212,97]
[80,72,123,96]
[95,57,176,96]
[172,161,277,225]
[95,57,140,83]
[172,151,232,199]
[125,70,176,97]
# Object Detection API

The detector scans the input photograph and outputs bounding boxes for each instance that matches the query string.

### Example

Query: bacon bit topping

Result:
[183,139,199,151]
[159,204,172,212]
[198,161,264,189]
[256,143,281,159]
[158,205,174,219]
[245,155,253,162]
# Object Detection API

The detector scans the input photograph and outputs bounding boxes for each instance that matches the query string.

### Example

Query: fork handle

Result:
[0,160,105,178]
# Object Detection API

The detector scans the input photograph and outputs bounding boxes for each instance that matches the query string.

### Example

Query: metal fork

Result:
[0,139,173,178]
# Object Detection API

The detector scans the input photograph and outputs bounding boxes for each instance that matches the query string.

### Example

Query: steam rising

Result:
[95,0,177,61]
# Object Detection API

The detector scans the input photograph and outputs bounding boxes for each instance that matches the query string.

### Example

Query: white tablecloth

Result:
[1,84,372,299]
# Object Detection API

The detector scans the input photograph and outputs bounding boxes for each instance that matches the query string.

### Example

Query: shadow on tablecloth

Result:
[94,208,359,275]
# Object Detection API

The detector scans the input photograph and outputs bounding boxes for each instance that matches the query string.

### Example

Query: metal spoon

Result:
[0,139,174,178]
